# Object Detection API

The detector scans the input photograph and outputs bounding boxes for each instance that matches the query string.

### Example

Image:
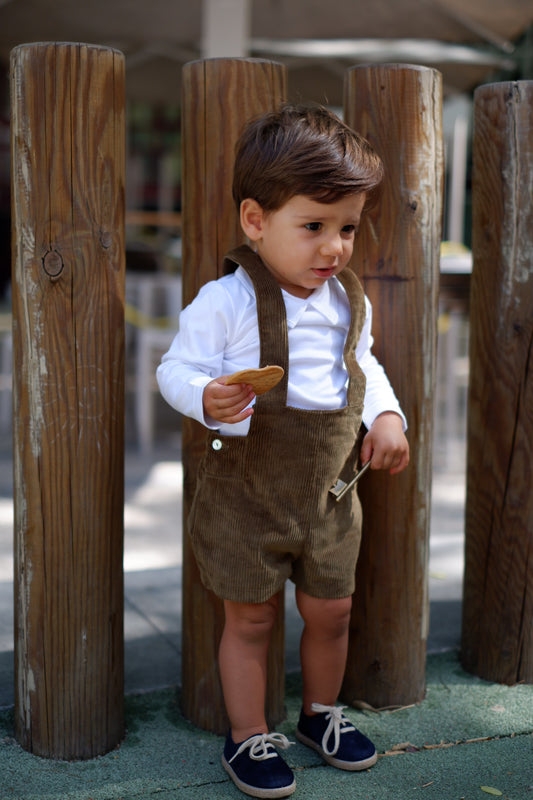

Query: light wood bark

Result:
[11,42,125,759]
[342,64,443,707]
[461,81,533,685]
[181,57,287,734]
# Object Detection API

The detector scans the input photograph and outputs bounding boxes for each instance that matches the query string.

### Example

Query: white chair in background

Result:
[126,273,182,452]
[0,322,12,434]
[435,246,472,470]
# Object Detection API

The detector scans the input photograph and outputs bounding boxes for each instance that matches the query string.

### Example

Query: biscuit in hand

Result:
[225,365,284,395]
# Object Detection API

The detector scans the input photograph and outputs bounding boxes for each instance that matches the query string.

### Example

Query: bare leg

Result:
[219,594,280,743]
[296,590,352,714]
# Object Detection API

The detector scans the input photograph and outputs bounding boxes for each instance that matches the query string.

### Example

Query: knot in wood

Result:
[99,230,113,249]
[42,249,64,280]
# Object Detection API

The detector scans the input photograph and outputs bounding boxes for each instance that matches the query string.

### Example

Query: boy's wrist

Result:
[370,410,406,431]
[374,410,402,421]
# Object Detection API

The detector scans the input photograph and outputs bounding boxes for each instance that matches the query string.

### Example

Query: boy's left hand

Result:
[360,412,409,475]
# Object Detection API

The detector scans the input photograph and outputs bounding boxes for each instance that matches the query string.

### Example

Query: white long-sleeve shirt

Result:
[157,265,406,436]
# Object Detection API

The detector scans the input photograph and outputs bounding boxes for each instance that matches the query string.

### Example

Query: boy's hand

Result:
[203,377,255,425]
[360,412,409,475]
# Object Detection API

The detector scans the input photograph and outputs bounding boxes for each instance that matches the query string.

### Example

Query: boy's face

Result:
[241,193,366,299]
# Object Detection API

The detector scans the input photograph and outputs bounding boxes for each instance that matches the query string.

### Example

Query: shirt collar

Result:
[234,265,342,328]
[283,279,342,328]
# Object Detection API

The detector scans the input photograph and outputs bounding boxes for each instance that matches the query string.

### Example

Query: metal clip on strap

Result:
[329,459,372,502]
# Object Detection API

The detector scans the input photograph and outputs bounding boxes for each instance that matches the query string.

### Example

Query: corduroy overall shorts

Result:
[188,245,367,604]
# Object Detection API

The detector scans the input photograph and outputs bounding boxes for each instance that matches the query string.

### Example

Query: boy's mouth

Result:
[312,266,336,278]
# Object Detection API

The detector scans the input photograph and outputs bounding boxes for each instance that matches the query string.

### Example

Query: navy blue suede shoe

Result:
[222,731,296,798]
[296,703,377,771]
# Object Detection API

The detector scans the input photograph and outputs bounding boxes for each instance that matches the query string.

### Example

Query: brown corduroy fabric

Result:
[188,245,367,603]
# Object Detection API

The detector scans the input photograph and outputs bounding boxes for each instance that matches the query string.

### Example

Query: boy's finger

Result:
[359,436,373,466]
[221,406,254,424]
[389,452,409,475]
[216,384,254,405]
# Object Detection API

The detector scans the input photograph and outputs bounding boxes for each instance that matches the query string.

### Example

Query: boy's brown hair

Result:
[232,104,384,212]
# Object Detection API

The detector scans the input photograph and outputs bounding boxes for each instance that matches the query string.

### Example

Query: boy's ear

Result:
[240,198,265,242]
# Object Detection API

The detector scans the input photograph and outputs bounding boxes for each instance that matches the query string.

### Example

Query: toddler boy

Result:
[157,104,409,798]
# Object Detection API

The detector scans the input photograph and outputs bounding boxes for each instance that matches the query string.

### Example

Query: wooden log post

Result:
[181,58,287,734]
[461,81,533,684]
[11,43,126,759]
[342,65,443,707]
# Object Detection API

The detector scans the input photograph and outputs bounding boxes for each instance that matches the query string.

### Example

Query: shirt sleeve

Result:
[156,280,230,429]
[357,296,408,431]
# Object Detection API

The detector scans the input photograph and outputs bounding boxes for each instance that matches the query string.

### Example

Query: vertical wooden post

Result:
[181,58,287,734]
[342,65,443,706]
[11,43,125,759]
[461,81,533,685]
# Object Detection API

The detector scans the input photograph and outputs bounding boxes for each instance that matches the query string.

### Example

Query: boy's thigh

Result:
[192,526,295,604]
[291,520,362,600]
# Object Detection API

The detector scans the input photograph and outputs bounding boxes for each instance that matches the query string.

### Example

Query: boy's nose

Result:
[320,234,343,257]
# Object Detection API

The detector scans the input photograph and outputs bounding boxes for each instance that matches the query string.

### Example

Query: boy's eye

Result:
[305,222,322,232]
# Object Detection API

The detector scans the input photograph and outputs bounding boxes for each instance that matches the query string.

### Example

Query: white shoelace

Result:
[228,732,294,764]
[310,703,356,756]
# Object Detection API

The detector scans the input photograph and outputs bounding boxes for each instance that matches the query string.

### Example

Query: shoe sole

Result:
[222,755,296,799]
[295,729,378,771]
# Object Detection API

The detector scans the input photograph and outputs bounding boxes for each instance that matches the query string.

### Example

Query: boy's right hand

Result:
[203,377,255,425]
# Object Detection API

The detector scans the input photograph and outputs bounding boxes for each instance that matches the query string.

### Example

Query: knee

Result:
[224,597,279,643]
[319,597,353,637]
[299,595,352,639]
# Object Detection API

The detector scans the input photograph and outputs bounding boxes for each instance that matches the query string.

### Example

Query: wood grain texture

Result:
[461,81,533,685]
[181,58,287,734]
[342,65,443,706]
[11,43,125,758]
